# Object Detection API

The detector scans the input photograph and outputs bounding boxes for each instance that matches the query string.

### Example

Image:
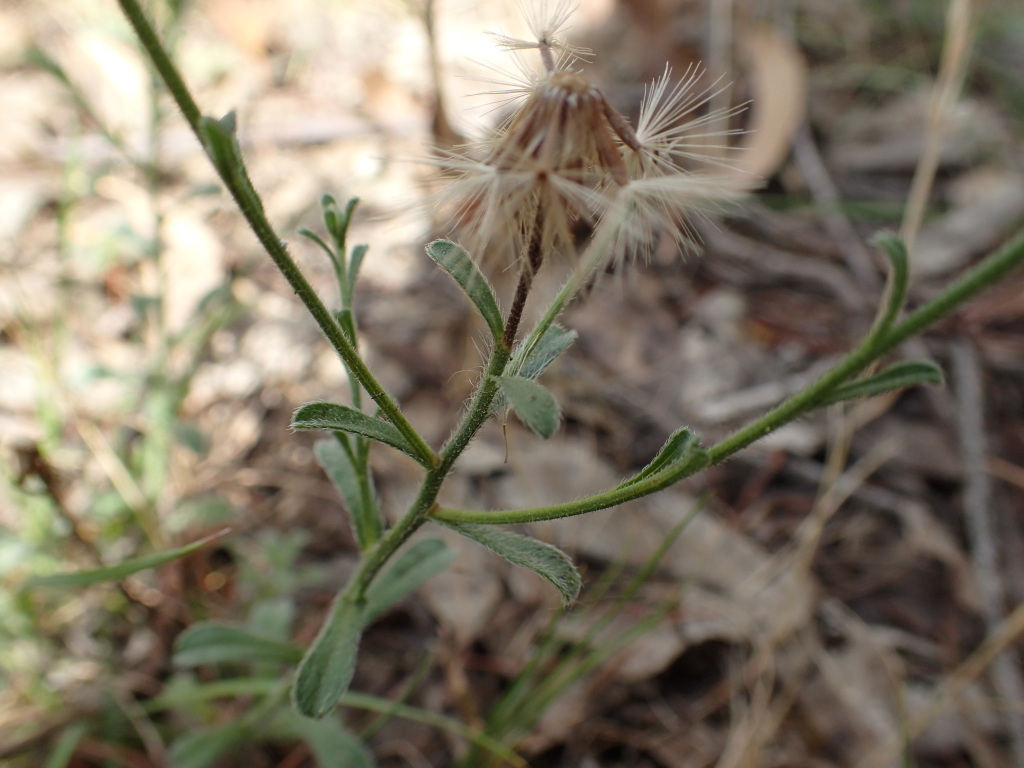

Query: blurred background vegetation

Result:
[2,0,1024,766]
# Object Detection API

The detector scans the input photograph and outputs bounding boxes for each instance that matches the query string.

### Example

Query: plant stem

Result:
[708,226,1024,464]
[337,213,543,593]
[433,445,704,524]
[346,341,513,600]
[340,211,537,595]
[115,0,436,469]
[116,0,200,131]
[513,221,616,371]
[503,214,546,348]
[434,227,1024,525]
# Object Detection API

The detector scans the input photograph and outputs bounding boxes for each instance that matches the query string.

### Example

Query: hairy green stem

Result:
[513,220,616,372]
[708,226,1024,463]
[434,227,1024,525]
[345,341,513,601]
[434,447,704,524]
[297,322,514,725]
[116,0,435,469]
[116,0,201,131]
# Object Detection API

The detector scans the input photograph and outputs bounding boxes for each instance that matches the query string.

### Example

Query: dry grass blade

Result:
[900,0,976,253]
[855,601,1024,768]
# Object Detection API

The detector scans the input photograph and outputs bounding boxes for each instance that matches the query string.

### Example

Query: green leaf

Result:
[324,196,359,255]
[249,597,296,642]
[293,596,365,719]
[170,721,250,768]
[293,403,430,467]
[873,232,910,334]
[27,46,70,85]
[514,324,577,380]
[350,244,370,292]
[494,376,561,439]
[299,226,340,271]
[273,709,376,768]
[365,538,456,621]
[491,325,577,415]
[616,429,706,490]
[173,622,302,667]
[336,307,358,344]
[198,112,265,215]
[441,522,581,604]
[26,530,227,589]
[44,723,88,768]
[426,240,504,341]
[315,437,381,549]
[197,112,239,178]
[148,673,282,714]
[819,360,944,406]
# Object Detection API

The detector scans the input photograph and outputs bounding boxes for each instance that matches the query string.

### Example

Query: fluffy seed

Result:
[430,3,749,276]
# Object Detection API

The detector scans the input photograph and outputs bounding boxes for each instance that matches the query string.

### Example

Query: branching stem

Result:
[434,227,1024,525]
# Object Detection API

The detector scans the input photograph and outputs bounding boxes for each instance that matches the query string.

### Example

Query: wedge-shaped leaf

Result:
[441,522,581,604]
[174,622,302,668]
[365,538,456,621]
[873,232,910,334]
[426,240,504,341]
[170,721,250,768]
[315,437,381,549]
[273,709,376,768]
[515,324,577,380]
[26,530,227,589]
[293,403,430,467]
[819,360,944,406]
[494,376,561,439]
[616,428,706,490]
[293,596,365,719]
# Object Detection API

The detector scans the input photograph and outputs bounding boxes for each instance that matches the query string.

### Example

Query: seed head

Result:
[432,2,747,276]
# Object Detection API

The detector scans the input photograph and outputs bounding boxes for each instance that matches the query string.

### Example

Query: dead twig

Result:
[951,337,1024,765]
[792,123,882,294]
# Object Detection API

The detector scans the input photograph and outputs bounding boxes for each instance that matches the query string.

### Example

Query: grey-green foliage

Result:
[293,402,429,466]
[314,437,381,550]
[292,596,366,719]
[440,521,582,603]
[494,375,562,438]
[426,239,504,341]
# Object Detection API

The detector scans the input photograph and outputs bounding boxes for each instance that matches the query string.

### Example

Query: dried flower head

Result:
[432,1,746,277]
